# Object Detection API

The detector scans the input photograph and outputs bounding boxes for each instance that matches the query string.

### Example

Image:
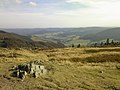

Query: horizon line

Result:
[0,26,119,29]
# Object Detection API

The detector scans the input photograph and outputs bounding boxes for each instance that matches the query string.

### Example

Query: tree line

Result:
[71,38,120,48]
[93,38,120,47]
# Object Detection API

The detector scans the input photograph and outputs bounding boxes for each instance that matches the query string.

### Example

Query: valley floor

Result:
[0,47,120,90]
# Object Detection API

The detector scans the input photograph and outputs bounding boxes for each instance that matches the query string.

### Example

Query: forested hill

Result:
[0,30,65,48]
[81,28,120,41]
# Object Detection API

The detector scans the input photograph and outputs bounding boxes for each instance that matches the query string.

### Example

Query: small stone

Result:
[99,71,104,73]
[17,70,20,78]
[24,71,27,76]
[43,69,47,75]
[34,72,39,78]
[40,66,45,70]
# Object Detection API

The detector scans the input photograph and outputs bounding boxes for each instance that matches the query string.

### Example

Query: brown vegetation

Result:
[0,47,120,90]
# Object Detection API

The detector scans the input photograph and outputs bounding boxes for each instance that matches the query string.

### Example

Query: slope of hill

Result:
[31,27,109,46]
[0,47,120,90]
[1,27,110,46]
[0,30,65,48]
[81,28,120,41]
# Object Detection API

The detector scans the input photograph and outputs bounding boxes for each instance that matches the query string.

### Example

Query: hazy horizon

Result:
[0,0,120,28]
[0,26,118,29]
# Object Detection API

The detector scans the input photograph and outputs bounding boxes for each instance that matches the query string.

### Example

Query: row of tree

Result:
[93,38,120,47]
[71,38,120,48]
[71,44,81,48]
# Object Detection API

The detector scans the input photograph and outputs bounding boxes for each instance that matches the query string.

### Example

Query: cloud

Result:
[64,0,120,16]
[0,0,120,28]
[15,0,22,4]
[55,0,120,25]
[66,0,119,3]
[66,0,92,3]
[65,0,120,7]
[1,11,120,28]
[29,1,37,7]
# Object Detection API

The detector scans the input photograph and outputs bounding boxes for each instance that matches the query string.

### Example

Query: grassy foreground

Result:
[0,47,120,90]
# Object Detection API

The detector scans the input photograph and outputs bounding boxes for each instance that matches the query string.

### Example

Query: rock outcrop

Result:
[12,61,47,80]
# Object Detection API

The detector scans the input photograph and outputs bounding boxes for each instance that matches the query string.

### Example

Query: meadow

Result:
[0,47,120,90]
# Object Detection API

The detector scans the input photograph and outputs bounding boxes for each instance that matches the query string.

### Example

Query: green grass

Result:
[32,34,90,47]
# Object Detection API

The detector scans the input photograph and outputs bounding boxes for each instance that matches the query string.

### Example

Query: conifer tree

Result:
[106,38,109,45]
[77,44,81,48]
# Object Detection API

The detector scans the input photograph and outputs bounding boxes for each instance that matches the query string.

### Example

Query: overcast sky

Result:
[0,0,120,28]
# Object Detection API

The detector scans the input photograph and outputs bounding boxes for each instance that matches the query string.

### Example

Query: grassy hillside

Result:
[32,34,90,46]
[0,47,120,90]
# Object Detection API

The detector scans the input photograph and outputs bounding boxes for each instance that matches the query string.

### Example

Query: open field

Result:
[0,47,120,90]
[32,34,90,46]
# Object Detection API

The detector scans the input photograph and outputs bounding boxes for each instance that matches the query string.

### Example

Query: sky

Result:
[0,0,120,28]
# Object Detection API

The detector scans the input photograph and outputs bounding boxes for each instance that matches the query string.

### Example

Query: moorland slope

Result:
[0,47,120,90]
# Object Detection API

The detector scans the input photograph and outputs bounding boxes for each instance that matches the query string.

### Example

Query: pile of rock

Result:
[29,62,47,78]
[13,61,47,80]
